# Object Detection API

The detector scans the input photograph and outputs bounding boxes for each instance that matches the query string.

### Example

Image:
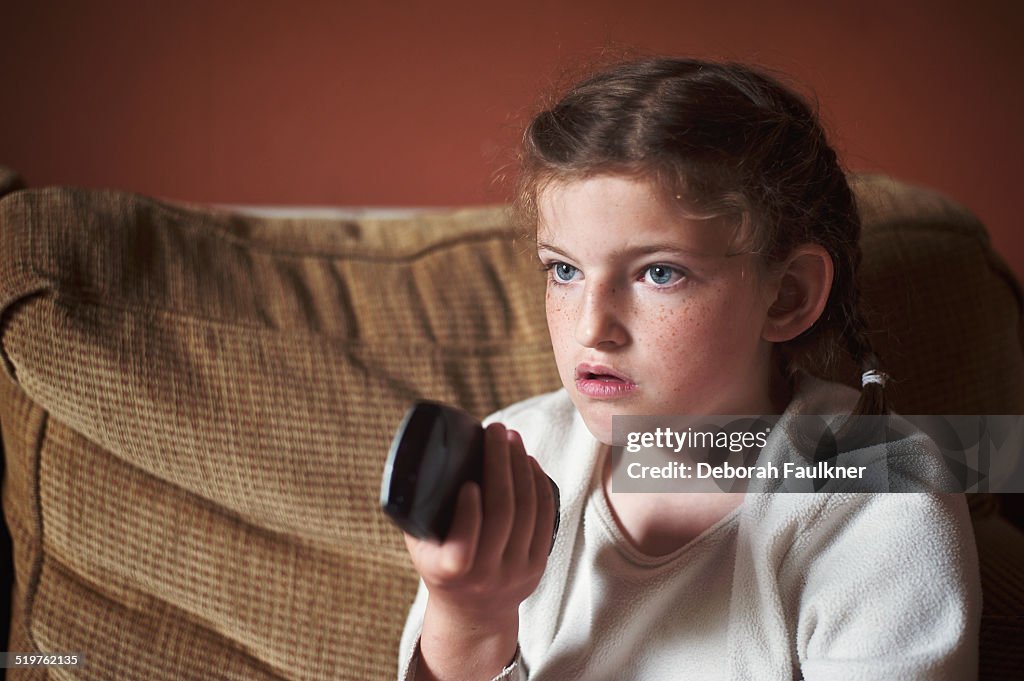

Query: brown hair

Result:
[514,57,887,416]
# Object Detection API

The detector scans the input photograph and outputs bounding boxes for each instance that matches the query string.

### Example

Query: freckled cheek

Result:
[545,289,570,326]
[639,300,701,338]
[545,289,576,368]
[638,301,722,392]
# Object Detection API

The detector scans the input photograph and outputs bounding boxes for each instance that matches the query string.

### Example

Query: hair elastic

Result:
[861,369,889,388]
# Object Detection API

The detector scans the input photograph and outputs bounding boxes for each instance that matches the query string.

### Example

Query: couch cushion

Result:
[844,175,1024,415]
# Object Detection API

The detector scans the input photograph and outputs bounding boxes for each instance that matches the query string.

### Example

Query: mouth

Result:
[574,363,637,398]
[576,364,631,382]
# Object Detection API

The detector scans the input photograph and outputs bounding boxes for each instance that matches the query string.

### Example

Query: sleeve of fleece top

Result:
[794,493,981,681]
[398,579,526,681]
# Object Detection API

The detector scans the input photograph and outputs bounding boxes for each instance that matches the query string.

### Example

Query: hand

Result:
[404,423,557,680]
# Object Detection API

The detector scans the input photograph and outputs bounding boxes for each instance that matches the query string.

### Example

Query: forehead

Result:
[536,175,739,258]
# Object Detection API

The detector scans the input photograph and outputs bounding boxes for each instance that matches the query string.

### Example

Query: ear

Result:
[761,244,834,343]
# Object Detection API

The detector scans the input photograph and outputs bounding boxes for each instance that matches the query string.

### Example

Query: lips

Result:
[574,363,637,399]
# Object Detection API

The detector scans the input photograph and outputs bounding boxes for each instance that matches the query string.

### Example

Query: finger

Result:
[436,481,483,581]
[476,423,515,564]
[404,531,445,580]
[502,430,537,564]
[405,481,482,584]
[528,458,558,564]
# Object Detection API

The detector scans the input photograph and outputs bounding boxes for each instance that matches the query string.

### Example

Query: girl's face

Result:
[537,175,780,444]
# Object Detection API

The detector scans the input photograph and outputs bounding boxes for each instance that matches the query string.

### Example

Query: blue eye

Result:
[552,262,578,282]
[644,265,679,286]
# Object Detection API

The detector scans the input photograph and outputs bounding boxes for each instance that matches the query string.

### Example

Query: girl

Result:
[398,58,980,680]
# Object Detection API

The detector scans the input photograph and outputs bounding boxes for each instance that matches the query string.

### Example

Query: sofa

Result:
[0,165,1021,679]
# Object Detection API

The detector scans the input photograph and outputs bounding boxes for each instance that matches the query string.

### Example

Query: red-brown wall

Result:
[2,0,1021,279]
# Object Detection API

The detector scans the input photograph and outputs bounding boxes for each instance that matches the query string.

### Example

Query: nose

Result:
[575,280,629,348]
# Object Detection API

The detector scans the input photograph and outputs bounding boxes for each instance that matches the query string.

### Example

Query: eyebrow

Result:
[536,240,713,259]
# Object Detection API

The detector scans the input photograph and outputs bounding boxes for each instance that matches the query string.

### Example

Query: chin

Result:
[577,408,616,446]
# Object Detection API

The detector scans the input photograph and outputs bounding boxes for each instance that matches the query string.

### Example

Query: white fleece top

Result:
[399,375,981,680]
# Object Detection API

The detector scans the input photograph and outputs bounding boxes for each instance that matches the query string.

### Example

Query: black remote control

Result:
[380,401,560,547]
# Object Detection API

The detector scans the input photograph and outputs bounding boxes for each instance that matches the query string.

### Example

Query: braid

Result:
[844,306,889,416]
